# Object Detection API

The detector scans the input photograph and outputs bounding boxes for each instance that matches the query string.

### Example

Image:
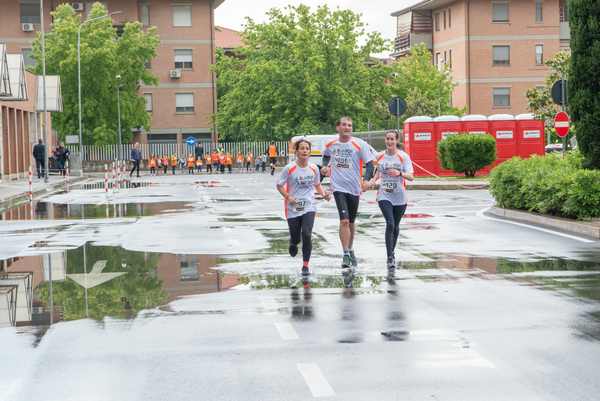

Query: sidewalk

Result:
[0,174,87,208]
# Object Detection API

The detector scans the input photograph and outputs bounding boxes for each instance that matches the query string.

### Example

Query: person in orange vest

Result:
[236,151,244,172]
[205,153,213,173]
[161,155,169,175]
[170,154,178,175]
[148,154,157,176]
[245,151,254,172]
[268,142,278,176]
[224,152,233,173]
[187,154,196,174]
[218,151,226,174]
[210,150,219,173]
[196,156,203,173]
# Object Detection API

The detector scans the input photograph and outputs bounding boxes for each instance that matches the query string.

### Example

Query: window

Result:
[443,11,447,29]
[20,0,40,24]
[448,8,452,28]
[21,48,35,66]
[535,44,544,65]
[434,13,440,31]
[492,1,509,22]
[144,93,153,112]
[174,49,193,69]
[493,45,510,65]
[139,1,150,26]
[449,49,453,69]
[535,0,543,22]
[493,88,511,107]
[444,51,447,66]
[176,93,194,113]
[435,52,441,70]
[172,4,192,27]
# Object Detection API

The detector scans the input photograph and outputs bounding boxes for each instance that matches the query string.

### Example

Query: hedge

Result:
[489,151,600,220]
[438,134,496,177]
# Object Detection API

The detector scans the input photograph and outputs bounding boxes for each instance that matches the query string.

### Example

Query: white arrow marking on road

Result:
[274,322,299,340]
[67,260,127,289]
[297,363,336,398]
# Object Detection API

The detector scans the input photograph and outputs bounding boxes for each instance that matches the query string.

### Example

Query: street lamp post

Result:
[40,0,48,183]
[77,11,122,169]
[116,74,122,160]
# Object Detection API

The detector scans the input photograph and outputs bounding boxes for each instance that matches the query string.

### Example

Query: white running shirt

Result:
[277,162,320,219]
[323,136,374,196]
[375,150,413,206]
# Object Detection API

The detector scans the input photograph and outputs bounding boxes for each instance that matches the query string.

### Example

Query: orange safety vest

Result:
[268,145,277,157]
[187,157,195,168]
[236,154,244,163]
[246,153,254,163]
[196,158,203,166]
[218,153,226,164]
[149,158,157,168]
[211,153,219,163]
[205,155,211,164]
[225,155,233,165]
[170,156,178,166]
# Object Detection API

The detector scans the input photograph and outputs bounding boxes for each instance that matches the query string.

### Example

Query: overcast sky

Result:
[215,0,417,56]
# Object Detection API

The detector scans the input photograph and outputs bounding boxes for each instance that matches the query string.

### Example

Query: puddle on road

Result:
[0,200,194,221]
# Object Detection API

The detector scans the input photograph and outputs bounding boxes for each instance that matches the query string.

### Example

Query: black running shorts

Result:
[333,191,360,223]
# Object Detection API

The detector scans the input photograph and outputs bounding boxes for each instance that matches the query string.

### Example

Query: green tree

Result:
[525,51,571,144]
[214,5,391,141]
[568,0,600,169]
[389,44,462,117]
[31,3,159,145]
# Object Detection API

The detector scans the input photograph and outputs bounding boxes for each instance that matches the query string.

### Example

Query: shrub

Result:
[438,134,496,177]
[489,150,600,220]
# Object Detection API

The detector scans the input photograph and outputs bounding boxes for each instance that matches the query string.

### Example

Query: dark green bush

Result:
[438,134,496,177]
[489,151,600,220]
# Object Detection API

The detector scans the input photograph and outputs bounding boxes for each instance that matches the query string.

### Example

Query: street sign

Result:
[554,111,570,138]
[551,80,568,106]
[185,136,197,146]
[388,97,406,117]
[65,135,79,144]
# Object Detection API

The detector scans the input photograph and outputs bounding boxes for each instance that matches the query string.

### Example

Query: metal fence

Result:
[81,141,289,161]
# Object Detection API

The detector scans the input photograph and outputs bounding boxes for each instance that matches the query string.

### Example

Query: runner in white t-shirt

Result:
[366,130,414,270]
[277,139,331,275]
[321,116,375,269]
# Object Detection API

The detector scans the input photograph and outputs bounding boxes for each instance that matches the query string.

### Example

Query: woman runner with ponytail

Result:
[366,130,414,270]
[277,139,331,275]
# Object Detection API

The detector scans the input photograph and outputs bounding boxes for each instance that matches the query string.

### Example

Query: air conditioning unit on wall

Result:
[72,2,84,12]
[21,23,35,32]
[169,69,181,79]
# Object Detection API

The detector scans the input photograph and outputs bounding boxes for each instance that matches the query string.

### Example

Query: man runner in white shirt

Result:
[321,116,375,269]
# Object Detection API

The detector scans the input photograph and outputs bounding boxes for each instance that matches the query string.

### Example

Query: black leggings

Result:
[130,160,140,177]
[378,201,407,259]
[287,212,316,262]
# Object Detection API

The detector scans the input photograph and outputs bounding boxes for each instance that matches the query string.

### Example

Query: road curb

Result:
[487,206,600,240]
[407,183,489,190]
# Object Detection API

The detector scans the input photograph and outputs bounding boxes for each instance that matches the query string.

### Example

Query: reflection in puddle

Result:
[0,201,194,221]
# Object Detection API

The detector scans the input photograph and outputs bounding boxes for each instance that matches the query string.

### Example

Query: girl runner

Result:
[366,130,414,270]
[161,155,169,175]
[148,154,157,176]
[277,139,331,275]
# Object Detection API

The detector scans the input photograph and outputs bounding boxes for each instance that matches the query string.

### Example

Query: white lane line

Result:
[477,207,595,244]
[274,322,299,340]
[297,363,336,398]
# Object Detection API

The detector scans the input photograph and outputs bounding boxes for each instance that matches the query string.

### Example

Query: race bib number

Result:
[294,199,307,212]
[382,181,397,193]
[335,157,350,169]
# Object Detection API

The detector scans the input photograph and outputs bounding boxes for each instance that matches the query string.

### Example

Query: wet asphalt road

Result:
[1,172,600,401]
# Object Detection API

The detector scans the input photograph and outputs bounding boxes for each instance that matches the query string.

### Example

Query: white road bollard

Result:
[28,165,33,202]
[104,164,109,197]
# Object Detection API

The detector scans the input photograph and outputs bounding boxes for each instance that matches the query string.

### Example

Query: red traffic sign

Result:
[554,111,570,138]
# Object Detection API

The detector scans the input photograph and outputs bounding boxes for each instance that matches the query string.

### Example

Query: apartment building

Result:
[0,0,223,144]
[391,0,571,115]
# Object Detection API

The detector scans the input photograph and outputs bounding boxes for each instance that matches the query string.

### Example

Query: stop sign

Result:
[554,111,570,138]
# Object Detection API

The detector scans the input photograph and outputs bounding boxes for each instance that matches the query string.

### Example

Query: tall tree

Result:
[568,0,600,168]
[526,51,570,143]
[388,44,461,117]
[214,5,390,141]
[31,3,159,145]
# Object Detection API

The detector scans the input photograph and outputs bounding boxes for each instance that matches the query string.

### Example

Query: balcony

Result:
[392,33,433,58]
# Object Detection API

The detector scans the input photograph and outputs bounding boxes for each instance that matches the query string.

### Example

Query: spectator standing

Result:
[32,139,46,179]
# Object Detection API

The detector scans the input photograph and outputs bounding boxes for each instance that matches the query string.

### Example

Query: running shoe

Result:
[342,253,352,269]
[349,250,358,267]
[289,243,298,257]
[301,266,310,276]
